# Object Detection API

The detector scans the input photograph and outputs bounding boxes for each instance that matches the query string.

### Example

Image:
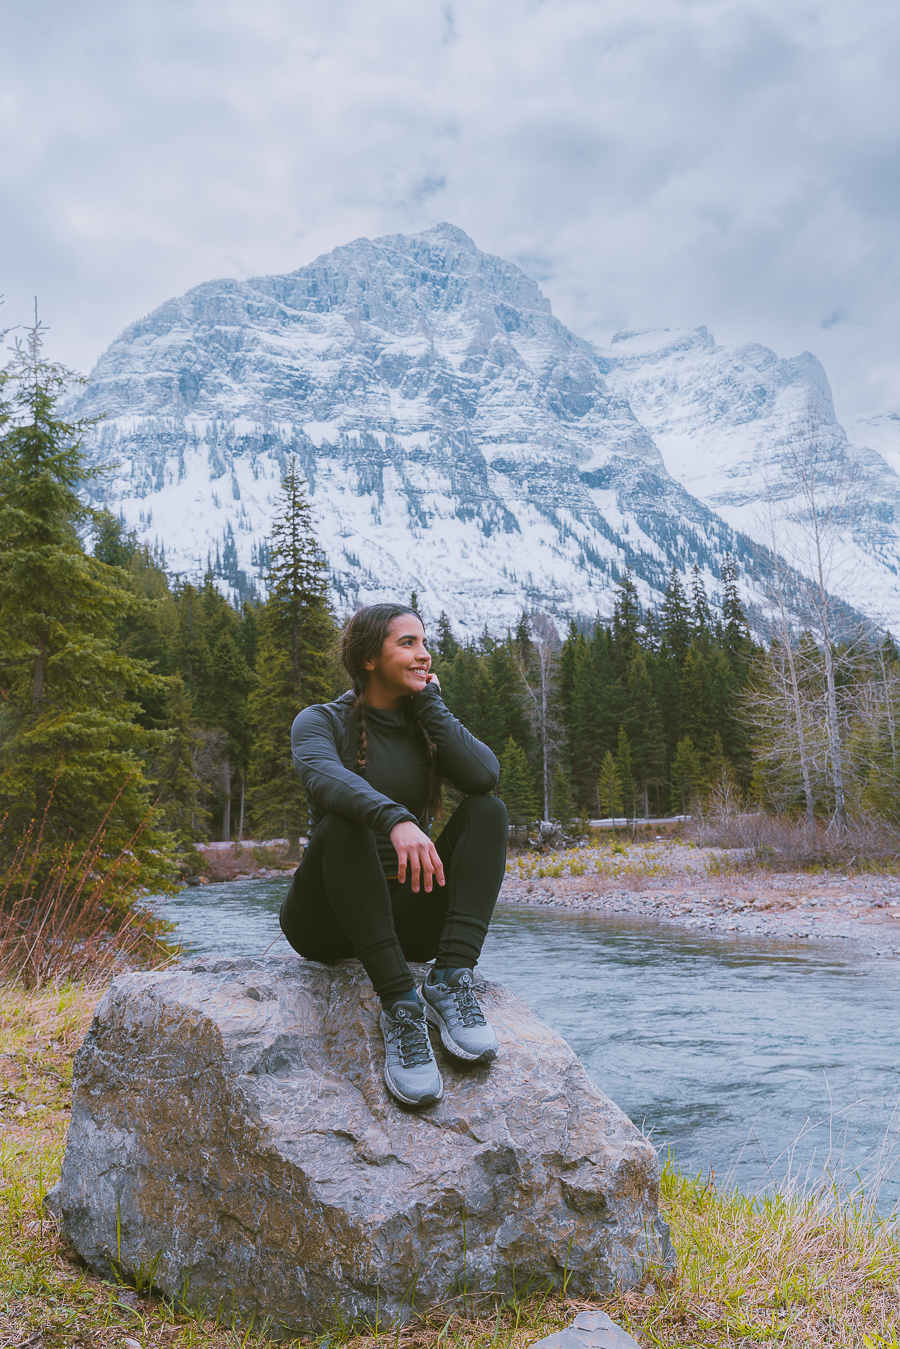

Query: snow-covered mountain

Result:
[69,224,897,633]
[602,326,900,629]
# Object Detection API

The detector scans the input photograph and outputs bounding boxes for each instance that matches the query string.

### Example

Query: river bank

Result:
[501,842,900,957]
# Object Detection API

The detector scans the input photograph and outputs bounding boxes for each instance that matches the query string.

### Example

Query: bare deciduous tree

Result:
[751,411,865,829]
[513,612,561,821]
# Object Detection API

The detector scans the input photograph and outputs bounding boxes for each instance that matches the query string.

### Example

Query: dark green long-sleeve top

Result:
[291,684,500,871]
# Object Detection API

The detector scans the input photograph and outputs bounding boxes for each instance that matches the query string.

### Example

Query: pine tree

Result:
[498,737,539,826]
[670,737,702,813]
[612,569,641,669]
[551,765,575,823]
[247,460,337,842]
[691,564,713,636]
[615,727,636,820]
[597,751,624,821]
[721,554,752,675]
[435,611,460,661]
[622,648,667,813]
[661,567,692,666]
[0,324,169,888]
[679,642,714,766]
[152,677,209,846]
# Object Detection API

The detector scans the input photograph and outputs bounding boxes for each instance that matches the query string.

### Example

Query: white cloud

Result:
[2,0,899,420]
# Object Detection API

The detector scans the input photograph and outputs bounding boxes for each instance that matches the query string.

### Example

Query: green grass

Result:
[2,981,899,1347]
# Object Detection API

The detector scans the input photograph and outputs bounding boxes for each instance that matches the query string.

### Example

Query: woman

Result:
[280,603,509,1108]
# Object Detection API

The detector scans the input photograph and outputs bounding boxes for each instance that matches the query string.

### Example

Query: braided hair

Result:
[340,603,443,824]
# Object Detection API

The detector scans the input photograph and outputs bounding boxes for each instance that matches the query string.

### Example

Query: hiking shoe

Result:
[379,997,444,1107]
[421,968,499,1063]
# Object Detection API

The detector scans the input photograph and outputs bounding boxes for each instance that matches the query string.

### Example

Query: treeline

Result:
[430,564,755,824]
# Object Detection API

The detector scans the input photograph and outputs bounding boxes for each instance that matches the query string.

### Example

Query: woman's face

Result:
[363,614,431,706]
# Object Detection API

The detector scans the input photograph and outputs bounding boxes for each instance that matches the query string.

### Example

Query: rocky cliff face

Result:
[70,224,899,630]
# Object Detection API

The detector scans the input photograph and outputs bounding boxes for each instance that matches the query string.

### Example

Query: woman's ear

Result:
[363,659,375,672]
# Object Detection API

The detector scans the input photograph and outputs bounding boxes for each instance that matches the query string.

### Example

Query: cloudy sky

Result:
[2,0,899,422]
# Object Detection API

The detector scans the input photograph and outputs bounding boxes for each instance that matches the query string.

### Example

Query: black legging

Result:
[280,794,508,1005]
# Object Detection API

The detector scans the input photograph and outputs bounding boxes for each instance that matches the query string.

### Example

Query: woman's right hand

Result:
[389,820,445,893]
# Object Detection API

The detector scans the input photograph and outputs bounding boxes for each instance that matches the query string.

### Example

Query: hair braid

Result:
[352,676,368,775]
[411,709,443,825]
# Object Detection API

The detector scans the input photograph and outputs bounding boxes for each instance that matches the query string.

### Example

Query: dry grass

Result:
[0,809,175,988]
[2,980,900,1347]
[689,808,900,875]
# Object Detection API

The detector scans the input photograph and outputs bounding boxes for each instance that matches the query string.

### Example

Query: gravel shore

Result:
[499,843,900,957]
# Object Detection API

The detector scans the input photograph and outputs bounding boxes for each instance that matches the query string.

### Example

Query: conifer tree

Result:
[691,564,713,636]
[661,567,692,666]
[551,765,574,823]
[597,751,624,820]
[615,727,636,820]
[0,325,169,887]
[720,554,753,676]
[247,459,337,842]
[622,648,667,813]
[612,569,641,669]
[152,677,209,846]
[670,737,702,813]
[498,737,539,826]
[435,611,460,660]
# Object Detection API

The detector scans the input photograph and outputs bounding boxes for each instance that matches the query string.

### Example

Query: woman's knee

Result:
[464,794,508,827]
[316,811,372,846]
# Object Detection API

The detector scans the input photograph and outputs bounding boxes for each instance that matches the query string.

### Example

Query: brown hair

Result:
[340,604,443,824]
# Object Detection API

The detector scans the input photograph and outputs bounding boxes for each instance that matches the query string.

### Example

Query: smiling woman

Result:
[279,603,509,1108]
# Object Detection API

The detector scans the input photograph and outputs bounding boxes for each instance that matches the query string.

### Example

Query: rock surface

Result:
[49,956,666,1331]
[529,1309,642,1349]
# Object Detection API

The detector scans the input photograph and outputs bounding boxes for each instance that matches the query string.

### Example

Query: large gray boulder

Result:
[49,956,668,1331]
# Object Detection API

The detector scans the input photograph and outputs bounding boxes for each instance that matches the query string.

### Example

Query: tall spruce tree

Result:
[661,567,692,666]
[498,737,539,826]
[247,460,337,841]
[0,325,169,887]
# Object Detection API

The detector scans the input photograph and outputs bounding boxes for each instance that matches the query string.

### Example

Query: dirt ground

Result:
[499,842,900,956]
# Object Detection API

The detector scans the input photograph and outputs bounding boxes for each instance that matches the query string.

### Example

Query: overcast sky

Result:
[2,0,899,423]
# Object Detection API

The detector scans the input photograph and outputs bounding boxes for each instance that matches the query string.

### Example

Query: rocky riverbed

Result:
[500,843,900,957]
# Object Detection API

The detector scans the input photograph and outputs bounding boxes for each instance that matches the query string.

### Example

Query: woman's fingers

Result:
[430,843,446,889]
[409,846,422,892]
[389,821,445,893]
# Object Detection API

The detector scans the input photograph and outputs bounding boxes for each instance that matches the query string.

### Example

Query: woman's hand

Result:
[424,671,441,692]
[389,820,445,893]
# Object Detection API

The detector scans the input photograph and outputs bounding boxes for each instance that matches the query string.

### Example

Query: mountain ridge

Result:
[68,224,898,632]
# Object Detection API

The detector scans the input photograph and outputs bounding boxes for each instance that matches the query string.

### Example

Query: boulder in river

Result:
[48,956,669,1331]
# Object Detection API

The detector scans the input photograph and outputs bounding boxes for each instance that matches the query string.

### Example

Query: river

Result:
[159,878,900,1206]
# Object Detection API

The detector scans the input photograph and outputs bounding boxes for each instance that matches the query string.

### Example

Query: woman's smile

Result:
[363,614,432,708]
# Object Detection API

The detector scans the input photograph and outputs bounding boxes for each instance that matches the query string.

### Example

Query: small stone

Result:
[528,1308,643,1349]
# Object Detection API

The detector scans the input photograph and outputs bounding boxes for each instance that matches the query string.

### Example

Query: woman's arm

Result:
[291,705,417,835]
[412,682,500,793]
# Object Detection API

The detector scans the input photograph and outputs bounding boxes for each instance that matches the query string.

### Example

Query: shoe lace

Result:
[451,980,487,1028]
[391,1009,434,1068]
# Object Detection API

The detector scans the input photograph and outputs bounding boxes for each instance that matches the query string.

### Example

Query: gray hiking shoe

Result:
[379,997,444,1107]
[422,968,499,1063]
